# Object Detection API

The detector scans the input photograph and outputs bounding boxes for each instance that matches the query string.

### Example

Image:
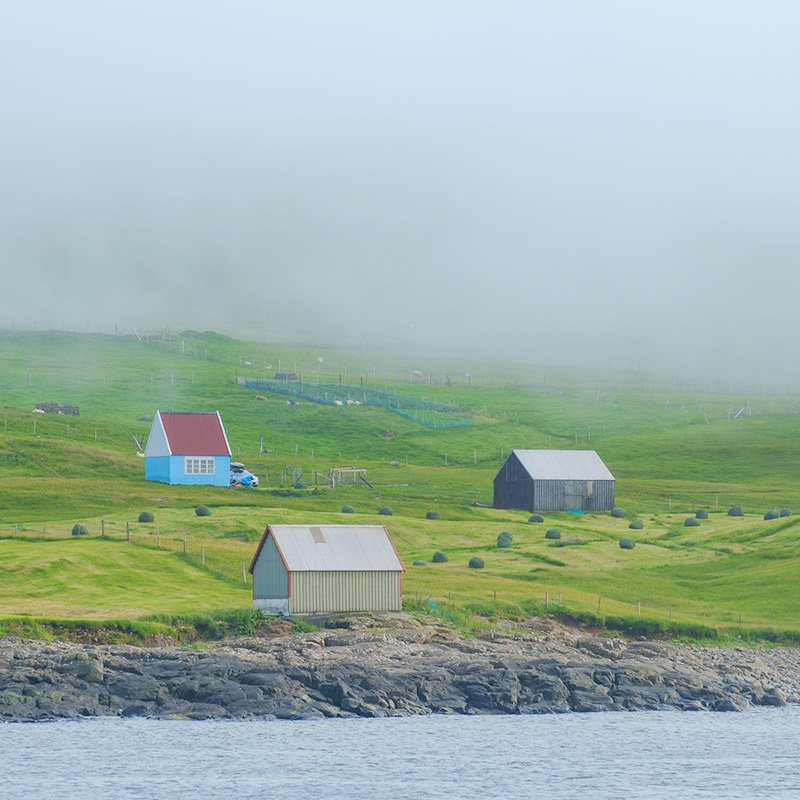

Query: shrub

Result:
[611,507,626,518]
[138,511,154,523]
[71,524,89,537]
[294,480,307,489]
[764,509,780,520]
[728,506,744,517]
[378,506,393,516]
[695,508,708,519]
[628,520,644,530]
[545,528,561,540]
[684,517,701,527]
[619,537,635,550]
[229,608,264,637]
[780,508,792,517]
[497,532,513,548]
[412,560,426,566]
[432,551,448,563]
[468,556,485,569]
[195,506,211,517]
[341,504,355,514]
[426,510,440,520]
[528,514,544,523]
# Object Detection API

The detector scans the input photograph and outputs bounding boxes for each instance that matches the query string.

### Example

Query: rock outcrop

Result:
[1,618,797,721]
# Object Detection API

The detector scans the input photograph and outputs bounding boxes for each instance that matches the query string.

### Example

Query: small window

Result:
[185,457,215,475]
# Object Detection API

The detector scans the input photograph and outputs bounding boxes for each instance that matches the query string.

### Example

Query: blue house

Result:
[144,411,231,486]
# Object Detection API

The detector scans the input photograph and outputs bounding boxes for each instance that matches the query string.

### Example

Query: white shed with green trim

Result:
[248,524,404,615]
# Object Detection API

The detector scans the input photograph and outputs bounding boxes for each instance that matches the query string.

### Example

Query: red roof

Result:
[160,412,231,456]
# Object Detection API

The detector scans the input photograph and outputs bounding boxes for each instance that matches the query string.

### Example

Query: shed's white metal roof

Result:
[511,450,615,481]
[268,525,404,572]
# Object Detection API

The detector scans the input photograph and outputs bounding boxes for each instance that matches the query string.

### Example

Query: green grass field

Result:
[1,329,799,641]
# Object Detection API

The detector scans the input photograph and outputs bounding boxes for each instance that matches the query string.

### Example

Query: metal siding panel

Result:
[290,571,401,613]
[253,536,289,600]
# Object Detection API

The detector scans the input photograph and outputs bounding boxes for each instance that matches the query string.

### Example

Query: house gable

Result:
[144,412,171,458]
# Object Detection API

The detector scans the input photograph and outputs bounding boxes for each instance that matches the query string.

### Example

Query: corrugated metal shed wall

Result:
[290,571,402,613]
[532,479,615,511]
[252,535,289,600]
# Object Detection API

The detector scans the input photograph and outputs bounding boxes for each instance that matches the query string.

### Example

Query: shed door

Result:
[564,480,584,510]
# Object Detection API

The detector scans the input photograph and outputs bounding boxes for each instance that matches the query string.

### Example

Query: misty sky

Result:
[2,1,799,374]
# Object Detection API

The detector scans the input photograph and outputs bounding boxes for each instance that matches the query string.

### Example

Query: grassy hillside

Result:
[1,329,799,640]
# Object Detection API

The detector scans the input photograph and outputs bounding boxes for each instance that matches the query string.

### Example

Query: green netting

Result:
[242,379,473,429]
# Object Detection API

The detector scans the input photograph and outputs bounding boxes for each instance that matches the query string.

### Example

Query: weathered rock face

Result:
[35,403,80,416]
[1,621,798,722]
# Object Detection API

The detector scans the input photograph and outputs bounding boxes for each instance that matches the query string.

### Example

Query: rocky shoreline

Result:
[1,616,797,721]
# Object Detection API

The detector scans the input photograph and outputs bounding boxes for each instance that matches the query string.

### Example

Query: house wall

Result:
[289,571,402,614]
[144,456,171,484]
[165,454,230,486]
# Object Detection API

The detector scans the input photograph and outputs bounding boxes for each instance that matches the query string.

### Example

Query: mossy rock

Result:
[378,506,393,516]
[412,560,426,566]
[619,537,635,550]
[695,508,709,519]
[728,506,744,517]
[468,556,485,569]
[684,517,701,527]
[611,507,626,518]
[497,532,513,548]
[780,508,792,517]
[764,509,780,520]
[138,511,154,523]
[528,514,544,523]
[544,528,561,540]
[628,520,644,530]
[432,551,448,563]
[71,524,89,537]
[195,506,211,517]
[426,510,441,520]
[341,504,355,514]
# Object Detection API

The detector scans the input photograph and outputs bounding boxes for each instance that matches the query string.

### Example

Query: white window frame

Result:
[185,457,215,475]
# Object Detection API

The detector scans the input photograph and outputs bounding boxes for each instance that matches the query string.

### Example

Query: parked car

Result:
[230,462,259,487]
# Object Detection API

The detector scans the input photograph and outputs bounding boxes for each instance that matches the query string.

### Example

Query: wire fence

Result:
[239,378,474,430]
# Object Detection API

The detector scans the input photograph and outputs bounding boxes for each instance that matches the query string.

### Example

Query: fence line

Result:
[239,378,473,430]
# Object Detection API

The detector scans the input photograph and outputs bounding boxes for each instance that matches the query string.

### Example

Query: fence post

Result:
[183,537,186,554]
[126,522,130,541]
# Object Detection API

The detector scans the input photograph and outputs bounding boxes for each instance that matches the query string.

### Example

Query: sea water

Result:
[2,709,799,800]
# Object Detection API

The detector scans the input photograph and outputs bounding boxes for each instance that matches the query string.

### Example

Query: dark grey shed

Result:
[493,449,615,513]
